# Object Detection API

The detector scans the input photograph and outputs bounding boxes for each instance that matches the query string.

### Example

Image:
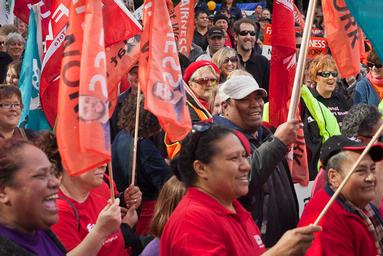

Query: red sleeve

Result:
[51,199,83,251]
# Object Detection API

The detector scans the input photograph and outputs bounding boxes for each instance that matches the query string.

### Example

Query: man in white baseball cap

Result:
[214,72,302,247]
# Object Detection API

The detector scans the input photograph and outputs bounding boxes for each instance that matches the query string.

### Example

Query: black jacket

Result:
[214,115,299,247]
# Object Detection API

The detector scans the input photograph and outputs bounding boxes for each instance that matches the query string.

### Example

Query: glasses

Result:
[317,71,338,78]
[192,77,218,86]
[223,56,239,64]
[361,135,383,143]
[367,62,383,69]
[238,30,256,36]
[0,103,22,110]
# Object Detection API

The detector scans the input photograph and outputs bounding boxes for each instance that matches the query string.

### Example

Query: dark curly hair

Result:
[117,91,161,138]
[30,131,63,177]
[171,124,234,187]
[341,104,382,137]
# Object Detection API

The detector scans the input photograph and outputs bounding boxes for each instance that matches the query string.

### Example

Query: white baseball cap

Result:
[220,75,267,101]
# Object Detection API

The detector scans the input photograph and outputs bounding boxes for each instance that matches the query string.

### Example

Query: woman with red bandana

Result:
[183,60,220,123]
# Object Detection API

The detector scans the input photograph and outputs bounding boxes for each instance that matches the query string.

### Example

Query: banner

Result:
[293,3,305,31]
[307,37,328,59]
[19,6,50,131]
[0,0,15,25]
[261,24,272,60]
[269,0,308,185]
[322,0,364,78]
[40,0,142,126]
[169,0,195,57]
[139,0,192,142]
[345,0,383,61]
[57,0,110,175]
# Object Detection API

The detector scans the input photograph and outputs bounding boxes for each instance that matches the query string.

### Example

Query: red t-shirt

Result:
[160,187,266,255]
[52,190,128,256]
[299,188,378,255]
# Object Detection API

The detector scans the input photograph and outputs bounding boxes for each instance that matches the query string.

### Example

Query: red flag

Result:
[269,0,308,185]
[293,3,305,32]
[40,0,142,126]
[169,0,195,57]
[322,0,365,78]
[57,0,110,175]
[139,0,192,142]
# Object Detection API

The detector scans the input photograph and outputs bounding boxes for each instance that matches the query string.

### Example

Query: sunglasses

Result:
[191,122,213,155]
[192,77,218,86]
[317,71,338,78]
[223,56,239,64]
[367,62,383,69]
[238,30,256,36]
[361,135,383,143]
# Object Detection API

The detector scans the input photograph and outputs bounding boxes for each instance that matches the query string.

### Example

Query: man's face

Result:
[6,40,25,60]
[78,95,106,122]
[127,67,138,89]
[215,19,228,31]
[236,23,256,52]
[330,151,377,208]
[196,13,209,29]
[207,36,225,53]
[223,91,264,132]
[0,35,6,52]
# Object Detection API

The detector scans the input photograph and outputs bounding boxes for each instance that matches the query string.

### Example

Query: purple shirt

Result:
[140,237,160,256]
[0,224,64,256]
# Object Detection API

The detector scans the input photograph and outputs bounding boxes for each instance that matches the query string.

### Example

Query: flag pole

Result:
[287,0,318,121]
[130,84,141,185]
[314,122,383,225]
[108,163,115,202]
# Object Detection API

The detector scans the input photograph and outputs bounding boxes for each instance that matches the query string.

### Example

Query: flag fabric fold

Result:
[57,0,110,175]
[269,0,308,185]
[321,0,364,78]
[19,6,50,131]
[344,0,383,61]
[139,0,192,142]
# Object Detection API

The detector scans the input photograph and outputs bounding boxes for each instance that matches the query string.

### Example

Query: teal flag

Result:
[19,8,50,131]
[345,0,383,61]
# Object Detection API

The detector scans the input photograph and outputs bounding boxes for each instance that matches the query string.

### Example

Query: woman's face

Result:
[189,68,218,101]
[6,40,24,60]
[368,61,383,80]
[0,94,22,131]
[221,55,238,77]
[77,165,107,189]
[6,67,19,86]
[315,65,338,95]
[199,133,250,203]
[3,145,59,233]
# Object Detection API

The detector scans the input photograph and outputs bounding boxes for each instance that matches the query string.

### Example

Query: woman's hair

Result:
[0,25,18,37]
[308,54,337,83]
[172,124,234,187]
[6,60,22,79]
[0,84,22,103]
[31,131,63,177]
[5,32,25,47]
[189,65,219,82]
[117,90,161,138]
[149,176,186,237]
[211,47,240,74]
[367,48,382,65]
[227,69,252,79]
[0,139,31,186]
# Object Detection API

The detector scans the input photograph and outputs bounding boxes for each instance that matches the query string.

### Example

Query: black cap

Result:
[207,26,225,39]
[320,135,383,167]
[213,13,229,24]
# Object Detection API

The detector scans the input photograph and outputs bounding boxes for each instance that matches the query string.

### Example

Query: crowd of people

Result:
[1,0,383,255]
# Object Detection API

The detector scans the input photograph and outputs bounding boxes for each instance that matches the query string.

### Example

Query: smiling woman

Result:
[0,139,66,255]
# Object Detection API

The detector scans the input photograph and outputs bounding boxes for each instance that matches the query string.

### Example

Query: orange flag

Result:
[322,0,365,78]
[169,0,195,57]
[57,0,110,175]
[139,0,192,142]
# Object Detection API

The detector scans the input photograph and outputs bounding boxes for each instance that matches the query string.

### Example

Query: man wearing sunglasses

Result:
[233,18,270,101]
[215,74,300,248]
[355,48,383,106]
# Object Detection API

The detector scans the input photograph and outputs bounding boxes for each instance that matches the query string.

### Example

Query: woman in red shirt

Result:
[160,123,321,255]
